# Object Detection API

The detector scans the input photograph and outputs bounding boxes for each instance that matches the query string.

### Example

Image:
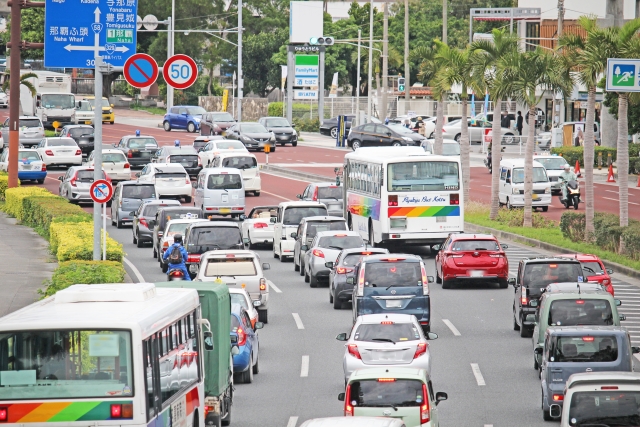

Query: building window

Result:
[526,22,540,51]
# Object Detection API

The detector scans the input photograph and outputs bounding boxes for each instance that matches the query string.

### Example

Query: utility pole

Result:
[367,0,374,122]
[381,2,388,121]
[166,14,173,110]
[356,29,361,126]
[237,0,243,121]
[557,0,564,48]
[442,0,447,44]
[404,0,410,107]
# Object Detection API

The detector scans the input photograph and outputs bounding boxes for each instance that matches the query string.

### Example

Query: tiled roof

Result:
[396,87,433,97]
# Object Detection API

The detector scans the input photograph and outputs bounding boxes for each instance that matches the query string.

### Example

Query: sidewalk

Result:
[0,212,57,317]
[113,107,163,129]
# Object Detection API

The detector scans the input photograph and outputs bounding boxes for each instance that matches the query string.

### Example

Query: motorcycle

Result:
[560,180,581,210]
[167,268,186,281]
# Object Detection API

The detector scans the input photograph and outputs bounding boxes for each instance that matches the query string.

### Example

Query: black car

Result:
[59,125,94,156]
[347,123,425,150]
[510,256,585,337]
[225,122,276,152]
[327,247,389,309]
[183,221,244,278]
[152,206,204,260]
[258,117,297,146]
[200,112,236,136]
[320,115,354,139]
[131,199,181,248]
[114,134,159,168]
[152,146,202,177]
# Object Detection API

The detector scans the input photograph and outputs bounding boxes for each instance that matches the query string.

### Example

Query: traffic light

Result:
[309,36,334,46]
[398,77,406,92]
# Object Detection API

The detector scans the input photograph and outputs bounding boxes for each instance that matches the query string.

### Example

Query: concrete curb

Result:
[464,222,640,281]
[260,164,334,182]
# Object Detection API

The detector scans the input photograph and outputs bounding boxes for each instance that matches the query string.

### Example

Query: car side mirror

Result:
[239,214,246,221]
[427,332,438,340]
[338,393,345,401]
[435,392,448,406]
[506,178,511,183]
[254,322,264,330]
[57,176,64,181]
[135,172,141,177]
[620,314,626,321]
[549,404,562,418]
[508,278,516,286]
[335,332,348,341]
[270,217,277,223]
[534,347,543,355]
[432,244,440,251]
[290,232,297,238]
[262,262,270,270]
[243,237,250,245]
[525,314,537,323]
[296,194,302,199]
[110,104,114,108]
[633,346,640,354]
[607,268,614,274]
[346,277,355,285]
[230,335,238,345]
[325,262,334,268]
[427,276,434,283]
[129,211,137,216]
[148,220,156,227]
[292,123,296,128]
[301,245,309,251]
[253,300,262,307]
[192,181,197,188]
[501,244,509,249]
[615,299,622,307]
[203,331,214,351]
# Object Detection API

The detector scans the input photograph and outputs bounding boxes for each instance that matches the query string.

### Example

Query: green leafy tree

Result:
[1,8,45,59]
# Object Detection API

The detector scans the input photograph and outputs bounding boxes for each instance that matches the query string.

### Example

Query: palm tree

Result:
[354,43,403,104]
[471,29,519,220]
[433,42,479,203]
[500,47,572,227]
[2,72,37,115]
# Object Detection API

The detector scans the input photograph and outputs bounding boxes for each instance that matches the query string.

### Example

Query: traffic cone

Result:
[574,160,581,176]
[607,164,616,183]
[637,174,640,187]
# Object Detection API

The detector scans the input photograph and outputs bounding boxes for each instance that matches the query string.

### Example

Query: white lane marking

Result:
[261,172,314,184]
[484,425,494,427]
[269,282,282,293]
[603,196,640,206]
[260,190,292,201]
[442,319,461,336]
[471,363,486,386]
[635,354,640,364]
[292,313,305,329]
[287,416,299,427]
[300,355,309,377]
[123,257,145,283]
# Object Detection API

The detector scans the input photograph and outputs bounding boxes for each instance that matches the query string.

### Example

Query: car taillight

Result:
[187,254,201,263]
[421,264,429,295]
[388,194,398,207]
[124,163,130,168]
[344,384,353,416]
[259,278,267,291]
[127,150,133,158]
[521,296,528,305]
[414,342,427,359]
[450,194,459,205]
[312,249,324,258]
[347,344,361,359]
[253,222,268,228]
[377,378,396,382]
[75,149,81,155]
[70,173,77,186]
[336,267,353,274]
[0,407,7,422]
[420,384,430,423]
[552,394,564,401]
[601,386,619,390]
[139,218,148,228]
[121,403,133,418]
[185,176,190,185]
[237,328,247,346]
[45,150,54,156]
[582,336,595,342]
[357,264,366,296]
[41,164,46,171]
[312,186,318,201]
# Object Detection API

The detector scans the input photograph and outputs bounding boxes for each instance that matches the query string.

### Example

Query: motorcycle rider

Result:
[163,234,191,280]
[559,164,577,201]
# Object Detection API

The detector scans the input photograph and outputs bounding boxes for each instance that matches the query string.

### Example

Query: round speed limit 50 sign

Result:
[163,54,199,90]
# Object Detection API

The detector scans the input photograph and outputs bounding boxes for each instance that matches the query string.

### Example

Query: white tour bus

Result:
[0,283,209,426]
[344,147,463,247]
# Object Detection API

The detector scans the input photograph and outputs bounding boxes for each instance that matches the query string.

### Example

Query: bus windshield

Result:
[0,329,133,400]
[388,161,459,192]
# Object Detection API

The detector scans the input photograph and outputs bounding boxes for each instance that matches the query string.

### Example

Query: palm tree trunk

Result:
[583,86,596,240]
[434,96,444,155]
[523,105,536,227]
[618,93,629,230]
[460,92,470,204]
[489,98,502,220]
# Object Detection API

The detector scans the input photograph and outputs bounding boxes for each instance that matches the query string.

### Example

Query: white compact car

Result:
[35,137,82,167]
[228,287,260,328]
[210,151,261,195]
[197,139,248,168]
[87,149,131,181]
[136,162,192,203]
[241,205,278,249]
[159,217,207,262]
[273,201,328,261]
[532,154,571,194]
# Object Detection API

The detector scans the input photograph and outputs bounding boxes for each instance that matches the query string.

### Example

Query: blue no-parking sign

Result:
[124,53,159,88]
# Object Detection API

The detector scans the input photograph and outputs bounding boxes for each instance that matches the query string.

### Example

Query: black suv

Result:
[114,134,159,168]
[152,207,203,260]
[183,221,244,278]
[510,256,585,337]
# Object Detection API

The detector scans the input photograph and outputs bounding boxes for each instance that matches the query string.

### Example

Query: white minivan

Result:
[498,158,551,211]
[193,167,246,218]
[272,201,328,261]
[211,151,261,196]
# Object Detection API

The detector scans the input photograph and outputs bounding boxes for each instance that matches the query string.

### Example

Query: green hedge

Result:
[293,117,320,132]
[267,102,313,117]
[50,221,124,262]
[40,261,126,298]
[0,172,11,201]
[551,145,640,167]
[22,196,90,237]
[4,187,56,220]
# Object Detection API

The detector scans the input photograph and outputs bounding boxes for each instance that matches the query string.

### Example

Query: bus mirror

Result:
[203,331,214,351]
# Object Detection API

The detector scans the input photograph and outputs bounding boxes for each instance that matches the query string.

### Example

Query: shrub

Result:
[495,207,556,229]
[4,187,56,220]
[50,222,124,262]
[41,261,126,298]
[22,196,90,237]
[267,102,313,117]
[293,117,320,132]
[0,172,13,201]
[630,157,640,174]
[621,224,640,260]
[559,212,586,242]
[550,145,640,168]
[559,211,640,257]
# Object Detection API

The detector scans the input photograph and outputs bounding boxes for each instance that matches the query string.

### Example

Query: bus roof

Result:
[0,283,200,338]
[345,147,459,164]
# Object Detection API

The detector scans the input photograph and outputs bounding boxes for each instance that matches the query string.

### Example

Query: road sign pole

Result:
[93,56,103,261]
[237,0,243,121]
[103,202,107,261]
[166,16,173,110]
[287,48,294,123]
[318,47,325,122]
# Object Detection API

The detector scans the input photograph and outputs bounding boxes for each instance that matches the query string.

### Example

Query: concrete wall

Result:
[199,96,269,121]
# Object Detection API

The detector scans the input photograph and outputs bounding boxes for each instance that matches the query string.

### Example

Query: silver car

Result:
[292,216,348,275]
[442,119,515,144]
[58,166,109,204]
[297,182,344,217]
[110,181,158,228]
[336,313,438,384]
[302,230,364,287]
[2,116,45,148]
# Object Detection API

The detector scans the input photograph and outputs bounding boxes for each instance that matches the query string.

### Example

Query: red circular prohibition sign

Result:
[163,54,199,90]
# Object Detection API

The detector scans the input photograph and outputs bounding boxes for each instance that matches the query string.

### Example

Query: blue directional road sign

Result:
[44,0,138,68]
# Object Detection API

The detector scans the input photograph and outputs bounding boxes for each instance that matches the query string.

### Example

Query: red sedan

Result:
[557,253,615,296]
[434,233,509,289]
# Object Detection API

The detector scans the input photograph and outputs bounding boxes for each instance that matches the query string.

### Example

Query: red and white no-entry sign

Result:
[90,179,113,204]
[163,54,198,89]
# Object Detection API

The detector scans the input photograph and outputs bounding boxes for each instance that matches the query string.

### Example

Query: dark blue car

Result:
[230,304,263,384]
[163,105,207,133]
[350,254,435,333]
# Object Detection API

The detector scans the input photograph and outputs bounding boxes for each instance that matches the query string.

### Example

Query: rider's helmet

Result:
[173,234,183,244]
[563,164,571,171]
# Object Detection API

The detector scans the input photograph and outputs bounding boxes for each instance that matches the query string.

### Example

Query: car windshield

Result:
[230,293,249,310]
[204,257,256,276]
[550,335,618,363]
[166,222,192,238]
[348,379,426,408]
[191,227,242,247]
[442,143,461,156]
[142,204,177,217]
[41,94,76,109]
[48,139,77,147]
[282,207,329,226]
[207,174,242,190]
[363,262,423,287]
[354,323,420,342]
[128,138,157,149]
[241,124,268,133]
[568,391,640,426]
[548,299,614,327]
[216,141,246,150]
[122,185,155,199]
[511,167,549,184]
[18,151,40,161]
[306,221,347,238]
[388,161,459,192]
[317,235,363,250]
[265,118,290,127]
[0,329,133,400]
[187,107,206,116]
[102,153,126,163]
[387,124,414,135]
[76,170,106,181]
[86,98,110,107]
[77,102,92,111]
[221,156,256,169]
[212,112,234,122]
[536,157,569,170]
[451,239,500,251]
[522,263,584,288]
[581,261,604,275]
[69,128,93,137]
[19,119,41,128]
[249,207,277,218]
[318,186,342,199]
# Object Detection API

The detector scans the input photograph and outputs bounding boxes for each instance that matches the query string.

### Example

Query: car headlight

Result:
[402,137,413,142]
[512,188,520,194]
[194,117,201,122]
[270,135,276,142]
[241,136,251,141]
[545,187,550,193]
[42,114,47,121]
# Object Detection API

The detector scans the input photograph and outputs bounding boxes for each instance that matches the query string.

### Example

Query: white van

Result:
[300,418,405,427]
[498,158,551,211]
[193,167,246,218]
[211,151,261,196]
[272,201,328,261]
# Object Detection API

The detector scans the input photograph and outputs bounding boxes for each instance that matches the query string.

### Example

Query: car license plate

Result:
[141,151,151,157]
[220,208,231,214]
[532,194,539,200]
[386,300,402,308]
[469,270,484,277]
[181,161,191,167]
[85,121,92,124]
[22,164,32,170]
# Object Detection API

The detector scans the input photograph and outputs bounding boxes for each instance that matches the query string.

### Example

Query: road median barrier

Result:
[260,164,333,182]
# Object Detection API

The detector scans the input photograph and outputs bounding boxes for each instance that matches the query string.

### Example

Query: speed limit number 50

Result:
[163,54,199,90]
